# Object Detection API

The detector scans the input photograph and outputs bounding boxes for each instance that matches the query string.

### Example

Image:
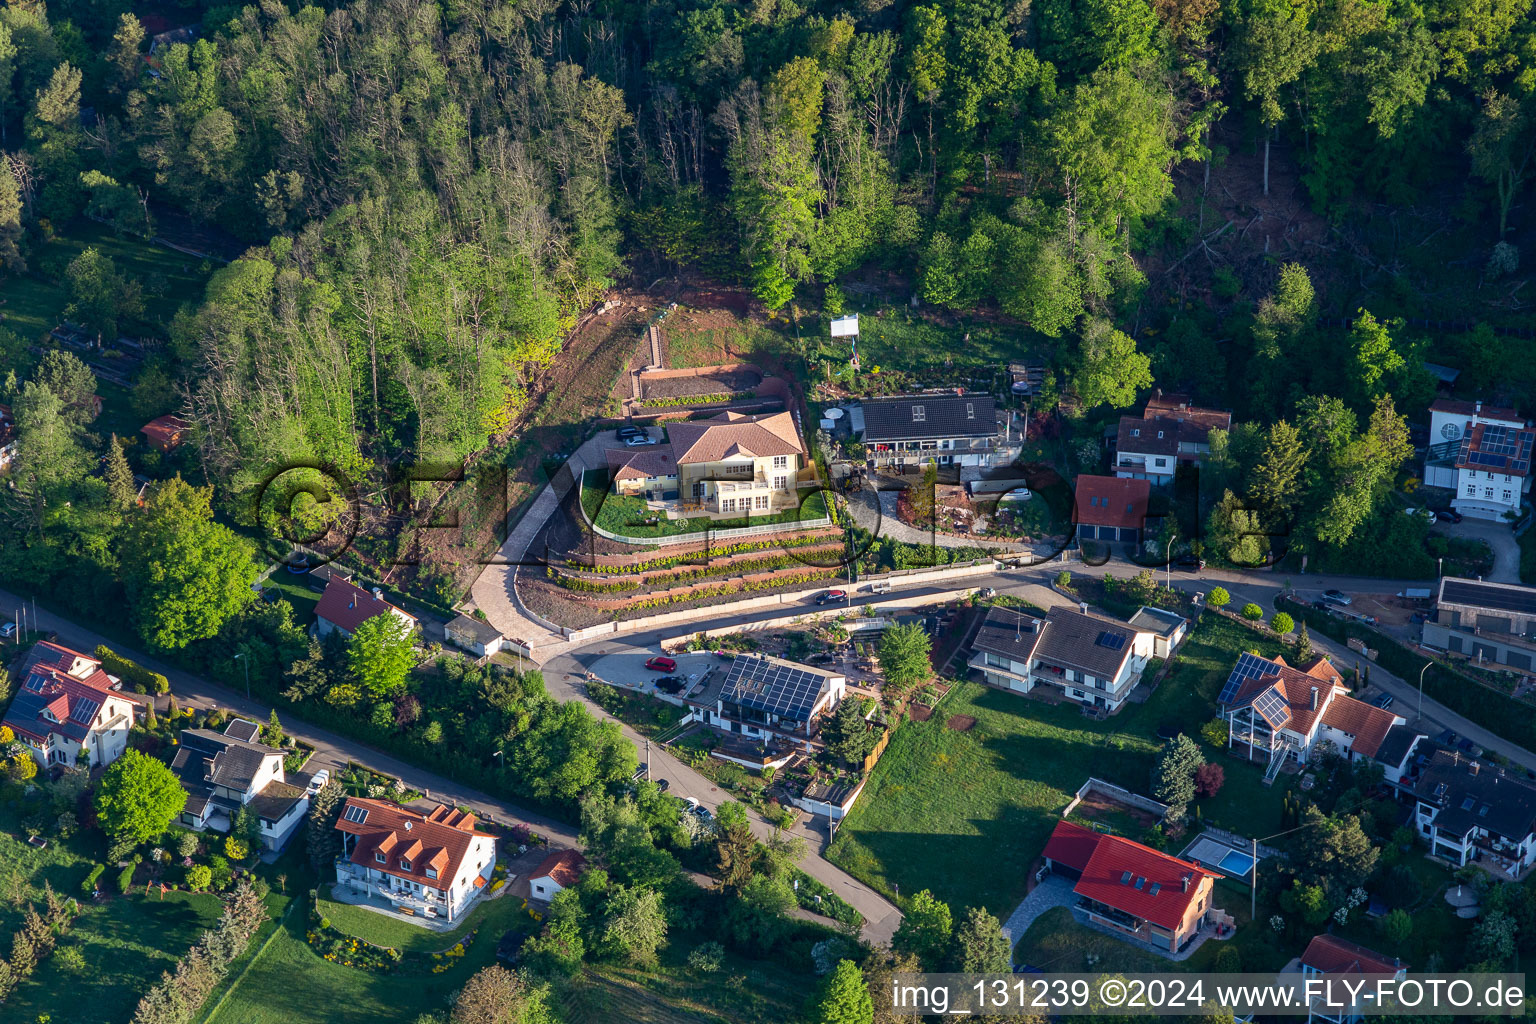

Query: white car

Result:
[306,769,331,795]
[0,622,15,639]
[1404,507,1437,524]
[623,434,658,447]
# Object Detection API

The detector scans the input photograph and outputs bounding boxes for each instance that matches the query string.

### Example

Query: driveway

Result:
[1433,518,1521,583]
[1002,874,1076,949]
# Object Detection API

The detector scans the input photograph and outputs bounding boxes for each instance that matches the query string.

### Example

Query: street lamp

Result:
[1419,661,1431,722]
[233,652,250,701]
[1165,534,1175,592]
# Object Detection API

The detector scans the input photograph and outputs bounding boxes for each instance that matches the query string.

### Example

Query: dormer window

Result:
[1131,428,1140,437]
[375,851,386,863]
[1156,430,1164,439]
[400,858,412,871]
[912,406,926,422]
[426,867,438,879]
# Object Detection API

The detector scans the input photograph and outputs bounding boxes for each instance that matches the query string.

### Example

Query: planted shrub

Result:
[81,864,106,894]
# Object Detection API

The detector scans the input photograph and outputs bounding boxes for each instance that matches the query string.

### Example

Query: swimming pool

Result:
[1179,835,1256,878]
[1216,849,1255,876]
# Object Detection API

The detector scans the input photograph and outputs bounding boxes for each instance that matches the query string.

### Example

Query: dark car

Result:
[1458,738,1485,758]
[655,778,670,792]
[1175,554,1206,571]
[1372,692,1395,710]
[616,425,644,439]
[1437,729,1457,746]
[816,590,848,605]
[1432,507,1464,524]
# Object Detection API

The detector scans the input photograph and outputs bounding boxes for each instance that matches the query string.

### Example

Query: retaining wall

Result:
[1062,776,1170,821]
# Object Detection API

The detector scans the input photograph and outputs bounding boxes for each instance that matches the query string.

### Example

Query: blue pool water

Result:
[1217,849,1255,875]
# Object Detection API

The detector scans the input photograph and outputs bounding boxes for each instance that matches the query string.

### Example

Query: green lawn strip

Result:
[195,895,298,1024]
[315,887,531,955]
[1013,904,1293,975]
[827,615,1294,917]
[0,271,69,339]
[583,469,828,539]
[39,219,213,326]
[258,572,322,623]
[0,813,227,1024]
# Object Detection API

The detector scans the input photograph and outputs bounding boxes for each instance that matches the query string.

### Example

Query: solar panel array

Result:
[1217,651,1277,704]
[1251,686,1292,730]
[23,674,44,692]
[343,805,370,824]
[1460,424,1535,474]
[723,656,831,722]
[68,698,99,724]
[1442,579,1536,614]
[1095,630,1127,651]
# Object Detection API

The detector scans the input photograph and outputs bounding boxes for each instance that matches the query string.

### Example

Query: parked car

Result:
[306,769,330,795]
[691,803,713,822]
[1431,507,1463,524]
[633,762,648,781]
[1436,729,1458,746]
[644,656,677,672]
[623,434,658,447]
[1175,554,1206,571]
[816,590,847,605]
[1372,692,1395,710]
[1458,738,1485,758]
[655,778,670,791]
[1403,507,1437,525]
[0,622,15,639]
[1322,590,1352,606]
[615,425,644,439]
[977,587,996,599]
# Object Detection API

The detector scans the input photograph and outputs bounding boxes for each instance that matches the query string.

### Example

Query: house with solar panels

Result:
[1422,576,1536,671]
[2,641,144,770]
[1218,652,1414,786]
[1422,399,1534,521]
[966,605,1158,713]
[682,653,847,745]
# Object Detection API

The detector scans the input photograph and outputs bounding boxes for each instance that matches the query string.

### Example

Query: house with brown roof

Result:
[1114,393,1231,485]
[1042,820,1224,955]
[967,605,1159,713]
[1414,750,1536,876]
[529,849,586,901]
[141,414,192,452]
[1300,934,1405,1024]
[607,410,810,519]
[1074,475,1152,546]
[1218,652,1410,785]
[1424,399,1533,520]
[314,578,419,641]
[2,642,143,769]
[334,798,498,923]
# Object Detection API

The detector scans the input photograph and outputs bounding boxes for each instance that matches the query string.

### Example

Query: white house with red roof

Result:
[333,798,497,923]
[1218,653,1413,786]
[1424,399,1533,520]
[2,642,143,769]
[1042,820,1224,955]
[314,578,419,641]
[1115,392,1232,485]
[1300,934,1405,1024]
[529,849,586,901]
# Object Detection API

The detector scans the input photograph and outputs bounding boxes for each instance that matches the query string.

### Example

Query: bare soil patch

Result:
[945,714,976,732]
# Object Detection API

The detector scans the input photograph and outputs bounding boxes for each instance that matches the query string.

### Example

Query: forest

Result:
[0,0,1533,620]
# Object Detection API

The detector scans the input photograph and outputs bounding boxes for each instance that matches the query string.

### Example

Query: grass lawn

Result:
[259,571,322,623]
[315,887,533,955]
[665,320,790,369]
[582,469,829,538]
[827,615,1297,917]
[1013,903,1293,975]
[0,807,227,1024]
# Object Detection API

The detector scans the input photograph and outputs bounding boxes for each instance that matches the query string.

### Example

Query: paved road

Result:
[0,588,581,849]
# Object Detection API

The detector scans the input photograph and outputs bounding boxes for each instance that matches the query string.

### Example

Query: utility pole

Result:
[234,652,250,701]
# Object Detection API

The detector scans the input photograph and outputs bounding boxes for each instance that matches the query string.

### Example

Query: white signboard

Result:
[830,314,859,338]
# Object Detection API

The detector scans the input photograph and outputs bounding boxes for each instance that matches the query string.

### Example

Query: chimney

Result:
[1080,602,1089,615]
[1469,761,1481,776]
[1181,873,1190,893]
[1310,686,1318,710]
[373,587,385,601]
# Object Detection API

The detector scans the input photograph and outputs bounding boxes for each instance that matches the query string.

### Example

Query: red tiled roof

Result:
[1302,934,1402,975]
[314,578,418,635]
[1430,399,1521,423]
[1453,421,1536,478]
[1228,669,1342,738]
[1045,821,1215,931]
[531,849,587,889]
[336,798,495,890]
[666,410,804,464]
[1074,475,1151,529]
[1142,393,1231,433]
[141,414,192,451]
[1042,819,1104,873]
[1318,694,1401,758]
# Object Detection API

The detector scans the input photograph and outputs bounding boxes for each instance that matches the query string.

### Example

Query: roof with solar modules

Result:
[2,642,142,748]
[1455,421,1536,476]
[1218,651,1401,756]
[720,654,844,724]
[1032,606,1144,679]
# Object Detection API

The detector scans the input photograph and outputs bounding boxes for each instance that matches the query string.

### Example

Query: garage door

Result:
[1448,635,1464,653]
[1508,651,1532,671]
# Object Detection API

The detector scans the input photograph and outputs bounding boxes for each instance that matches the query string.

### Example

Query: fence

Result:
[1061,777,1170,821]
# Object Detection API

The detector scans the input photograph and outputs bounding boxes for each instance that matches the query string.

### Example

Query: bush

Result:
[1207,587,1230,609]
[224,836,250,861]
[1055,570,1072,588]
[1241,603,1263,620]
[117,860,138,894]
[1271,612,1295,635]
[186,864,212,891]
[174,830,200,858]
[209,855,233,891]
[687,941,725,972]
[93,646,170,695]
[81,864,106,895]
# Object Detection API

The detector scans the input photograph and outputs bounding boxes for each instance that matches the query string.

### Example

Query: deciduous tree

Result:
[94,750,187,844]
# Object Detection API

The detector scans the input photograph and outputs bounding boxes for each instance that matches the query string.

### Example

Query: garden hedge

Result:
[93,646,170,695]
[81,864,105,894]
[116,859,138,894]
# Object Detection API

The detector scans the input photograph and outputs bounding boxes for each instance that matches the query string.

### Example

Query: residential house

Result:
[859,392,1012,468]
[1127,606,1189,659]
[1074,475,1152,547]
[1218,653,1411,785]
[334,798,498,922]
[529,849,586,901]
[140,414,192,452]
[967,605,1156,713]
[1422,576,1536,671]
[170,720,309,850]
[1422,399,1532,521]
[1114,394,1231,484]
[606,410,810,519]
[444,614,506,658]
[1301,934,1406,1024]
[314,578,419,640]
[0,404,16,471]
[682,653,846,743]
[2,642,142,769]
[1042,820,1222,955]
[1414,750,1536,877]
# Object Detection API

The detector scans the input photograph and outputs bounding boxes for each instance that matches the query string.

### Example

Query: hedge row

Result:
[94,646,170,695]
[638,390,754,408]
[1279,596,1536,751]
[81,864,105,894]
[117,856,141,894]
